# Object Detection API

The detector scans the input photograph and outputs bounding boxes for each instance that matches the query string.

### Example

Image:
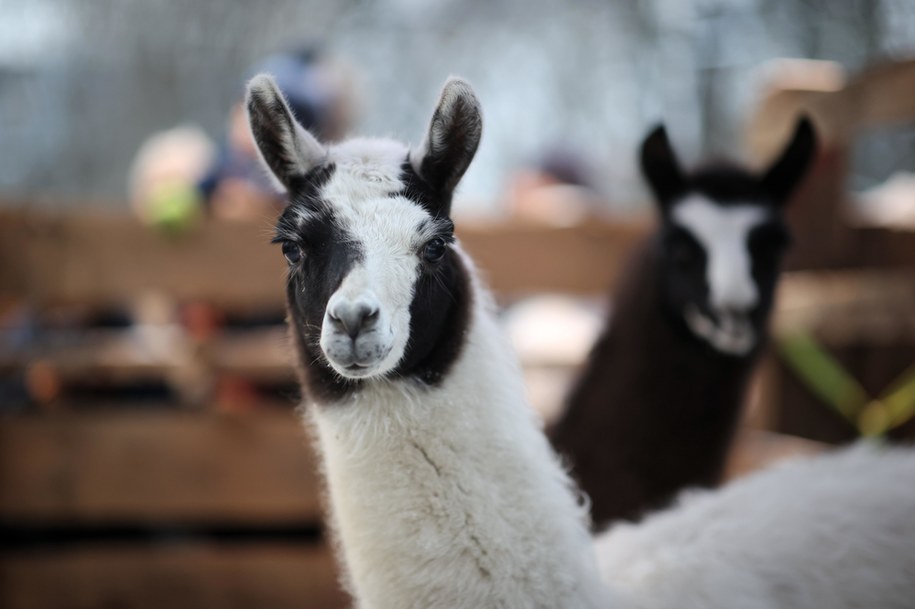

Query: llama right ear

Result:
[760,116,817,205]
[410,77,483,215]
[640,124,687,211]
[246,73,326,192]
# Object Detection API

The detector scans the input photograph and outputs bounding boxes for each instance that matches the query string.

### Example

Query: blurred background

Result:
[1,0,914,608]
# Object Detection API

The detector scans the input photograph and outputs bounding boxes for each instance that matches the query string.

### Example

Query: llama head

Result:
[247,74,481,400]
[639,117,816,356]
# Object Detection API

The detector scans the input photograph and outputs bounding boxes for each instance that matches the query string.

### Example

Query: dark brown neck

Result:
[550,239,760,529]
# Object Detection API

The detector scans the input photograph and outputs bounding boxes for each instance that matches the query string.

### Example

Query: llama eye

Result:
[282,241,303,264]
[423,237,447,263]
[671,241,695,270]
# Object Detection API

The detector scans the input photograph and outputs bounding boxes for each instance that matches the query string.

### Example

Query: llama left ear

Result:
[640,124,688,212]
[246,73,327,192]
[761,116,817,205]
[411,77,483,216]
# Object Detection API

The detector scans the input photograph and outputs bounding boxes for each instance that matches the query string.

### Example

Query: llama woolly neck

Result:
[305,251,608,609]
[552,236,758,527]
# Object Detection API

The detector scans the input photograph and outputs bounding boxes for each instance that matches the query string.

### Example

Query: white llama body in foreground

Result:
[247,73,915,609]
[312,282,608,608]
[248,74,607,609]
[597,443,915,608]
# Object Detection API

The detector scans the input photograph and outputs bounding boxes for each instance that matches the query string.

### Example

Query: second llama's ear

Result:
[246,73,326,192]
[411,77,483,214]
[639,124,687,211]
[761,116,817,205]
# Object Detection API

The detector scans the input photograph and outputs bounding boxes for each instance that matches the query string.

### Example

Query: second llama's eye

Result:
[423,237,447,263]
[282,241,303,264]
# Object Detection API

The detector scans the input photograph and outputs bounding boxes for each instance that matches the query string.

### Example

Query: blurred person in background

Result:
[504,145,605,226]
[130,46,355,227]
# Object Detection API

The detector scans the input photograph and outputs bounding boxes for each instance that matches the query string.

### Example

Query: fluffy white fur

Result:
[596,443,915,609]
[315,138,426,379]
[251,74,915,609]
[309,250,609,609]
[253,90,608,606]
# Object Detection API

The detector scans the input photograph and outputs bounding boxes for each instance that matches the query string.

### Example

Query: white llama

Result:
[246,73,915,609]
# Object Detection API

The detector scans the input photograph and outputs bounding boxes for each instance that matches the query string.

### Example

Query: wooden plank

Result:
[747,57,915,162]
[459,218,648,299]
[0,412,323,522]
[774,270,915,343]
[0,209,650,307]
[0,210,287,311]
[208,328,297,383]
[0,328,297,388]
[0,544,347,609]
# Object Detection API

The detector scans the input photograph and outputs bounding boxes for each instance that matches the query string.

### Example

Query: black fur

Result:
[412,81,483,217]
[274,164,366,402]
[761,117,817,203]
[639,125,687,206]
[551,241,756,526]
[391,218,471,386]
[551,118,817,528]
[398,160,454,220]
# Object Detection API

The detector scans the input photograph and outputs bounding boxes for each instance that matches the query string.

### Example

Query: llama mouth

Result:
[684,305,755,356]
[323,344,395,380]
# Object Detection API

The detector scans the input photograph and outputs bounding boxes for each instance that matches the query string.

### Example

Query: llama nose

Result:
[329,302,380,339]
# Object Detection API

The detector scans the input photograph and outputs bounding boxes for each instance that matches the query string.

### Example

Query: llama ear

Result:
[761,116,817,205]
[246,73,326,192]
[640,124,687,211]
[410,77,483,214]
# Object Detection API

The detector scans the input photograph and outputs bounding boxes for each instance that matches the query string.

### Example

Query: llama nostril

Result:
[332,303,380,340]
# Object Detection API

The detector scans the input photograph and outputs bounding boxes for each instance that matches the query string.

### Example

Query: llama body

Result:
[311,277,606,609]
[597,443,915,609]
[248,74,915,609]
[248,75,607,609]
[553,121,814,527]
[552,240,756,526]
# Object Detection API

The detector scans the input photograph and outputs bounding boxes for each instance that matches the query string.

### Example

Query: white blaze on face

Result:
[672,195,770,355]
[317,138,436,379]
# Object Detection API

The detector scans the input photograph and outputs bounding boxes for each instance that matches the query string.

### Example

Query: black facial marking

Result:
[274,163,367,402]
[392,240,472,386]
[398,160,452,219]
[747,219,791,321]
[657,226,709,328]
[383,163,470,385]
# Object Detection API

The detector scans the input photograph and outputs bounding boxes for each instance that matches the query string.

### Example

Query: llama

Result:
[247,74,915,609]
[247,74,609,609]
[551,119,815,528]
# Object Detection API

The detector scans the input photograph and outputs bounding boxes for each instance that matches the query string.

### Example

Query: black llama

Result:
[552,117,817,528]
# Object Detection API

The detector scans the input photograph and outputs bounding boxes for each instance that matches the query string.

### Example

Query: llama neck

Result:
[306,263,608,609]
[552,238,757,527]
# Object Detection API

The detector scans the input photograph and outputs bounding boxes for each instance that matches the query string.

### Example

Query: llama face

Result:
[663,194,788,355]
[247,75,481,398]
[640,119,816,356]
